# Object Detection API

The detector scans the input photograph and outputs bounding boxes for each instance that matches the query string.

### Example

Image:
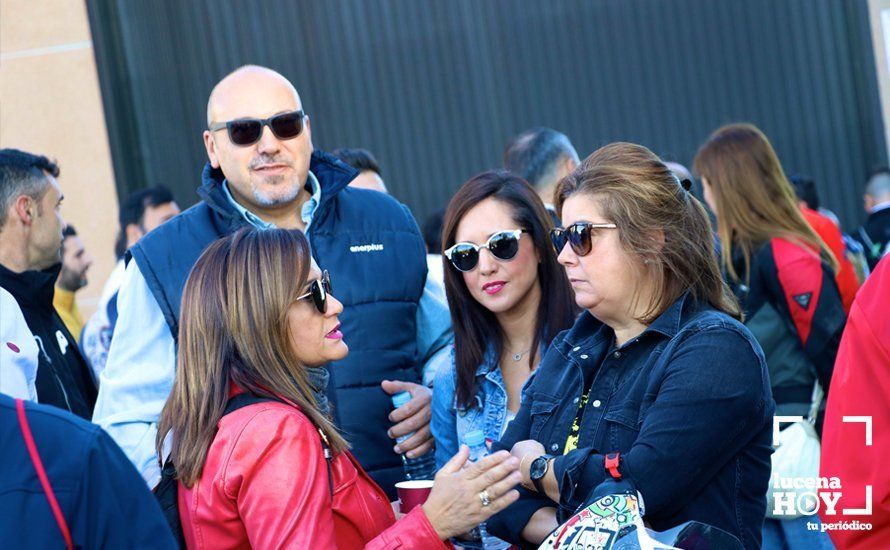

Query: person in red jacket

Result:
[156,228,521,549]
[820,256,890,549]
[789,174,861,312]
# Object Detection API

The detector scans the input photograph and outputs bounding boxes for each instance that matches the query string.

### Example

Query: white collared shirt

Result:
[221,171,322,230]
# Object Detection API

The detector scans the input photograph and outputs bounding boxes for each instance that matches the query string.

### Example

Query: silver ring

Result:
[479,489,491,507]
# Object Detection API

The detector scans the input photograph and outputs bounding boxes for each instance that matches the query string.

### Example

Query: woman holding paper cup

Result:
[157,228,521,549]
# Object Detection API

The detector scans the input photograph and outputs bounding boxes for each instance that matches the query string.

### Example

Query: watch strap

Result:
[531,454,553,493]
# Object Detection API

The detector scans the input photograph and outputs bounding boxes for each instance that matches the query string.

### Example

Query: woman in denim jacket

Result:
[431,171,578,547]
[487,143,774,549]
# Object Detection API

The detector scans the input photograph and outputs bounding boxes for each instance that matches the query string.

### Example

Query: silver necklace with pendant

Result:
[511,349,531,362]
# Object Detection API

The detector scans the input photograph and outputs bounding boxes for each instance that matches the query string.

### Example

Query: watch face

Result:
[530,456,549,480]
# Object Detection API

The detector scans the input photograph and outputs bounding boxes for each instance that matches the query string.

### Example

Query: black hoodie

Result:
[0,262,96,418]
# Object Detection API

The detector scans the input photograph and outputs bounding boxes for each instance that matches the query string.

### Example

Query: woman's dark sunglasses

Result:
[550,222,617,256]
[209,110,306,146]
[444,229,526,272]
[297,270,333,313]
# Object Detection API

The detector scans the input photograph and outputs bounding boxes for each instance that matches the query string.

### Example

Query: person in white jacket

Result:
[0,286,38,400]
[80,186,179,379]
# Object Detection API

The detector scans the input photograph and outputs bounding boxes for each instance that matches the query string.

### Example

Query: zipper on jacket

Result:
[52,369,72,412]
[317,428,335,498]
[34,335,73,412]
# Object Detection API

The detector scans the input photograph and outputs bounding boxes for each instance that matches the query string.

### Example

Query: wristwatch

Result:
[529,454,554,493]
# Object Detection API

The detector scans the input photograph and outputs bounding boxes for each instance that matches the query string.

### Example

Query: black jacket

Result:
[0,263,96,418]
[730,238,845,421]
[853,207,890,271]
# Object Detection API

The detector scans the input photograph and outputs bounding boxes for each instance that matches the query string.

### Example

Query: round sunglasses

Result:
[550,222,617,256]
[297,270,333,313]
[444,229,526,272]
[209,110,306,147]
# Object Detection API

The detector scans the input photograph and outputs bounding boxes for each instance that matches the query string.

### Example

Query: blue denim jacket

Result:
[487,292,774,550]
[431,344,545,470]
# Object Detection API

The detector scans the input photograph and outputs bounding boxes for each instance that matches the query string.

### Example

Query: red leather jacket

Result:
[178,399,450,549]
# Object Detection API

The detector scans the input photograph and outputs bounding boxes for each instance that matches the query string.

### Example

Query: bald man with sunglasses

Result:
[93,66,452,498]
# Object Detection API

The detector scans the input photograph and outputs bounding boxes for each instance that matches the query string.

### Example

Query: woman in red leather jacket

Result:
[156,228,521,549]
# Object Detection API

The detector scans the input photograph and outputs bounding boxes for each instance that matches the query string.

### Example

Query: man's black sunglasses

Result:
[550,222,617,256]
[298,270,333,313]
[209,110,306,146]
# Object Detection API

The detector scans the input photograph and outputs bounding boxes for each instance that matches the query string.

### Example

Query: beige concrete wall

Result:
[1,0,119,317]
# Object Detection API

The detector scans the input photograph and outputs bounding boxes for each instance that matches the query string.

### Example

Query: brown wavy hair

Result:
[693,123,837,282]
[442,170,578,410]
[555,142,742,323]
[156,228,347,487]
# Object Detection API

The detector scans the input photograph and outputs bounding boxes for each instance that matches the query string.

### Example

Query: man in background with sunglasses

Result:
[93,65,452,498]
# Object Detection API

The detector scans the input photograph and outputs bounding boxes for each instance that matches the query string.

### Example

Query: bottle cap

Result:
[463,429,485,447]
[391,391,412,408]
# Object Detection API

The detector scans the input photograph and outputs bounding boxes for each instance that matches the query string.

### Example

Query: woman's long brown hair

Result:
[693,123,837,282]
[157,228,347,487]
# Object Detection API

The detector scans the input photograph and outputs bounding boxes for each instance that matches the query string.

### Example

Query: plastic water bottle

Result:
[391,391,436,480]
[462,430,510,550]
[464,429,489,462]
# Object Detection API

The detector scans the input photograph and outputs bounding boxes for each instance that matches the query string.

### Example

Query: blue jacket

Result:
[0,393,173,548]
[431,344,545,469]
[129,151,428,494]
[487,292,774,549]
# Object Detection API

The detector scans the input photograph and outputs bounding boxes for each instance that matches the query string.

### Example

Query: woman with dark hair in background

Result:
[157,227,521,548]
[487,143,773,549]
[431,171,577,547]
[694,123,846,550]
